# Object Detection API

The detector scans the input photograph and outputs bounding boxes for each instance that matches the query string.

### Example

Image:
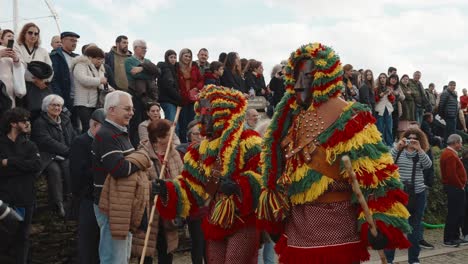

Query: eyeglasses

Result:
[27,31,39,36]
[136,46,147,50]
[407,136,418,140]
[49,103,63,108]
[115,106,135,112]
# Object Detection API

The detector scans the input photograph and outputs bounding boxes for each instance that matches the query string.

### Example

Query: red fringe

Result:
[178,179,199,216]
[356,164,399,186]
[360,221,411,249]
[202,213,256,240]
[156,181,177,220]
[275,235,370,264]
[233,175,253,216]
[323,110,376,148]
[256,219,284,234]
[310,75,342,92]
[364,189,409,213]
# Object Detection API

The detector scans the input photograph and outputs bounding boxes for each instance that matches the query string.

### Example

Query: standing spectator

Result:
[177,48,204,143]
[460,88,468,125]
[461,149,468,242]
[375,73,395,146]
[387,73,405,141]
[342,64,358,101]
[245,60,267,96]
[244,108,259,130]
[0,29,23,110]
[71,46,111,133]
[439,81,459,142]
[409,71,430,124]
[133,119,182,264]
[268,64,286,111]
[92,90,140,263]
[359,69,375,113]
[50,31,80,114]
[32,95,75,217]
[220,52,247,94]
[440,134,468,247]
[50,35,61,51]
[218,52,227,64]
[125,39,159,147]
[204,61,223,86]
[399,74,417,135]
[15,23,54,121]
[195,48,210,75]
[425,83,438,114]
[105,35,131,91]
[157,49,181,122]
[0,108,41,264]
[385,127,432,264]
[388,66,397,76]
[69,108,105,264]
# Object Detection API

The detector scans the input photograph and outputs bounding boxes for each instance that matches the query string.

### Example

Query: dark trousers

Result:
[178,103,195,143]
[0,205,34,264]
[44,160,71,205]
[74,106,95,133]
[444,185,466,242]
[187,218,206,264]
[157,221,173,264]
[462,188,468,237]
[78,199,100,264]
[445,117,457,143]
[129,93,145,147]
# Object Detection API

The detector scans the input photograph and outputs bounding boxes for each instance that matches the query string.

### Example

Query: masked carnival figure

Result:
[256,43,411,264]
[155,84,263,264]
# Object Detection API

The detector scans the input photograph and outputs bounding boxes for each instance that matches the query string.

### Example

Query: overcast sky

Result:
[1,0,467,92]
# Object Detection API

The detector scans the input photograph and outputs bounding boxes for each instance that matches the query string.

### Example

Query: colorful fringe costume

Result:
[256,43,411,264]
[157,85,263,264]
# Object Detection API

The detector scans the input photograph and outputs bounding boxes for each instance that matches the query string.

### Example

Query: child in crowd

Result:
[204,61,224,85]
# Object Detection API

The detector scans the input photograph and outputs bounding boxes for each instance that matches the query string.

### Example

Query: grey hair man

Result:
[92,91,139,262]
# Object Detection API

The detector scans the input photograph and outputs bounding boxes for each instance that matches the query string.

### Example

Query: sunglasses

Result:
[27,31,39,36]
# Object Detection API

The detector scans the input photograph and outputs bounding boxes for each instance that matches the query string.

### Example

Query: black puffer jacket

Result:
[439,89,458,119]
[0,135,42,206]
[157,62,182,105]
[31,112,76,168]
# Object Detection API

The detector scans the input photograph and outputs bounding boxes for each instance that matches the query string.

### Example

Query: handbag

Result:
[12,62,26,98]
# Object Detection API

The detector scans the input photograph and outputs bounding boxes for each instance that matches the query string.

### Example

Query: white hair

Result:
[447,134,462,145]
[132,39,146,50]
[255,119,271,137]
[103,91,132,114]
[41,94,64,112]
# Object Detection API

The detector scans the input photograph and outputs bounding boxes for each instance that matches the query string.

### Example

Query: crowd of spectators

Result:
[1,22,468,264]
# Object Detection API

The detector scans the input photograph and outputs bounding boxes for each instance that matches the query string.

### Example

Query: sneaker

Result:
[443,240,460,247]
[419,239,434,249]
[456,238,468,246]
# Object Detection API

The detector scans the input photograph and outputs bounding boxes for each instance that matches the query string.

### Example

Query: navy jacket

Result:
[70,132,94,200]
[50,47,79,110]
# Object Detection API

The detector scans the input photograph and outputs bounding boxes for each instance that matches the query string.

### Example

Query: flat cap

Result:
[90,108,106,124]
[60,31,80,39]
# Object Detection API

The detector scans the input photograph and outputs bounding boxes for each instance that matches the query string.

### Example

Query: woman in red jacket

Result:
[177,48,204,143]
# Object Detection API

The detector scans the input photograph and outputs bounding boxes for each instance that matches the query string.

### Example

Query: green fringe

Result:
[361,213,412,234]
[344,142,388,161]
[287,170,323,196]
[173,181,185,216]
[244,171,261,209]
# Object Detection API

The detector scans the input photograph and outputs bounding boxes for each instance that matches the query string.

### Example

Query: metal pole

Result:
[13,0,19,33]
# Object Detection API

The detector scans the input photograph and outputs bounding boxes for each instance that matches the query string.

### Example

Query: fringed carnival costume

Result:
[156,84,263,263]
[256,43,411,264]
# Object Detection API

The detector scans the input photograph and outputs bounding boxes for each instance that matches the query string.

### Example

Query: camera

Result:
[405,139,411,145]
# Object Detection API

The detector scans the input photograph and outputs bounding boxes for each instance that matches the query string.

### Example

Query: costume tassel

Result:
[209,195,236,229]
[257,189,290,222]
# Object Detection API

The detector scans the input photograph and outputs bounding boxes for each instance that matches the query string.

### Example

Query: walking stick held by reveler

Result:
[342,155,388,264]
[140,106,182,263]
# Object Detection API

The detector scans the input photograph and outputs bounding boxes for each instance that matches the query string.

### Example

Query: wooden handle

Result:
[342,155,388,264]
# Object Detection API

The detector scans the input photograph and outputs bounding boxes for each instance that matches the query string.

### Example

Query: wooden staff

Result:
[140,106,182,263]
[342,155,388,264]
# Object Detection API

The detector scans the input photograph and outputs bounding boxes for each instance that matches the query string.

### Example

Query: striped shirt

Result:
[391,147,432,194]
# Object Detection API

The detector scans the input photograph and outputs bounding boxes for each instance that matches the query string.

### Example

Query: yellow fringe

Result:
[290,176,334,205]
[183,177,209,201]
[314,64,342,79]
[256,189,290,221]
[239,134,262,169]
[177,181,191,218]
[359,202,410,220]
[209,195,236,229]
[312,82,341,97]
[325,124,382,164]
[289,163,311,183]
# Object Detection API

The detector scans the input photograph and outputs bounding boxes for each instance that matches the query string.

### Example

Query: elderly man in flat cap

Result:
[50,31,80,129]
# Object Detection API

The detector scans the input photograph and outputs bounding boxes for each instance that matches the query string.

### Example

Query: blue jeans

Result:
[258,241,276,264]
[160,102,179,138]
[93,204,132,264]
[385,190,426,264]
[416,106,424,125]
[376,108,393,147]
